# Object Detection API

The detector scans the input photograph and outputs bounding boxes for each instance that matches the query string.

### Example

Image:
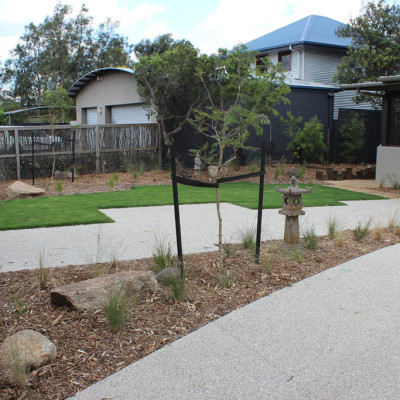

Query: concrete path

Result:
[69,244,400,400]
[1,199,400,272]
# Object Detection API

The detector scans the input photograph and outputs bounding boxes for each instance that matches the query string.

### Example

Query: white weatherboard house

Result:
[68,67,156,125]
[244,15,373,120]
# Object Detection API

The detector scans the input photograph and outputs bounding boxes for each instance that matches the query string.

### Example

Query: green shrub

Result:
[107,177,115,189]
[339,111,365,163]
[281,111,326,164]
[55,180,63,193]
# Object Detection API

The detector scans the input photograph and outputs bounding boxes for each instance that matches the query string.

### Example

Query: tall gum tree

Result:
[335,0,400,84]
[2,3,133,106]
[133,34,208,146]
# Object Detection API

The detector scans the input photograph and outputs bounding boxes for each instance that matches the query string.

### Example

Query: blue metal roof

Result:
[245,15,352,52]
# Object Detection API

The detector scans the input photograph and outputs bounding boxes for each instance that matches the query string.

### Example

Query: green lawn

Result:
[0,182,385,231]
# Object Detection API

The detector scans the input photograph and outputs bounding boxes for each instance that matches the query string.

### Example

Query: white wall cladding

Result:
[303,47,343,84]
[333,91,376,120]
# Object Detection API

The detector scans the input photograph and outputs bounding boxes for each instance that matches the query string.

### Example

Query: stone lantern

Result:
[276,176,312,244]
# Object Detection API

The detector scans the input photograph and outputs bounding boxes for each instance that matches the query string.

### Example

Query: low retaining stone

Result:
[51,270,159,311]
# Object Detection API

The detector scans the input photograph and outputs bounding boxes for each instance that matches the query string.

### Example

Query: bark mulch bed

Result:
[1,228,399,399]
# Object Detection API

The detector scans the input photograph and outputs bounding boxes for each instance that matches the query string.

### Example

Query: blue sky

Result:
[0,0,397,63]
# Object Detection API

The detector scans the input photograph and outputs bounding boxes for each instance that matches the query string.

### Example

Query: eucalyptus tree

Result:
[335,0,400,84]
[133,34,208,146]
[2,3,133,106]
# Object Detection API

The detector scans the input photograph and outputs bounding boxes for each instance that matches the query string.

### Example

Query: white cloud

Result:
[0,36,19,61]
[191,0,363,54]
[0,0,165,25]
[142,20,169,40]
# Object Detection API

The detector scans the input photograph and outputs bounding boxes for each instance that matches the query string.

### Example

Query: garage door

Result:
[86,108,98,125]
[111,105,151,124]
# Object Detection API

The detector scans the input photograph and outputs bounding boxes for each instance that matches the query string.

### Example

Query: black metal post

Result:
[72,131,76,183]
[31,132,35,186]
[255,142,266,263]
[170,145,183,276]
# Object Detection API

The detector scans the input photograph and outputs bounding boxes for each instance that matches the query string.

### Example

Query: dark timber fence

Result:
[0,124,161,181]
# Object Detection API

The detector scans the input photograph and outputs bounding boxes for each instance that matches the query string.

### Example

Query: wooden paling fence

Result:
[0,124,161,181]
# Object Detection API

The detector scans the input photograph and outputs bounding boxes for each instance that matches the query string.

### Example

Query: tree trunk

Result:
[216,186,223,268]
[216,146,225,268]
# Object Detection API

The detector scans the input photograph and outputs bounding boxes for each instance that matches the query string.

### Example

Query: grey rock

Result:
[51,270,159,310]
[208,166,227,178]
[54,170,64,179]
[156,267,182,285]
[0,330,57,380]
[6,181,45,198]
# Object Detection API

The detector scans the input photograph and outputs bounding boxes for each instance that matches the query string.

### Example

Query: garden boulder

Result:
[51,270,159,311]
[6,181,45,197]
[0,330,57,380]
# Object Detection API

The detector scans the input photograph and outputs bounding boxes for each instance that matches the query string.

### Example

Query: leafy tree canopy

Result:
[190,44,290,267]
[133,34,208,146]
[43,87,75,124]
[191,45,290,167]
[335,0,400,84]
[2,2,133,107]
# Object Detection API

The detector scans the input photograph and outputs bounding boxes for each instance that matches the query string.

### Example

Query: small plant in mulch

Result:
[303,227,318,250]
[353,219,371,241]
[9,291,28,315]
[151,235,174,274]
[327,215,340,240]
[240,226,256,254]
[274,163,285,179]
[55,179,63,193]
[261,243,279,275]
[166,274,186,302]
[291,249,304,263]
[103,289,131,333]
[3,340,29,390]
[223,242,232,258]
[217,268,233,288]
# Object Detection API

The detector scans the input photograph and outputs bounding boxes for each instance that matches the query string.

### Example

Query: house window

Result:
[256,54,269,72]
[278,51,291,71]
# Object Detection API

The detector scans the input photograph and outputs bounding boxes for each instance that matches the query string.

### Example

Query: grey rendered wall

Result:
[376,145,400,185]
[75,71,156,124]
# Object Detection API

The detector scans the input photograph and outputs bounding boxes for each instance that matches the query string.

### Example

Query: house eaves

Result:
[340,75,400,92]
[68,67,134,98]
[286,77,340,92]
